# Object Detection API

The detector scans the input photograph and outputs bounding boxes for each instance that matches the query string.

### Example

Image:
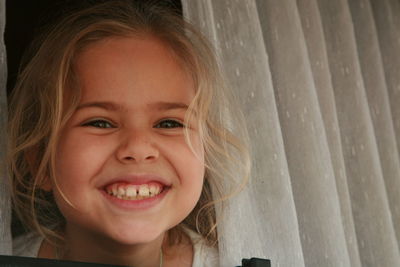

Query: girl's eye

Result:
[154,119,184,129]
[82,120,115,129]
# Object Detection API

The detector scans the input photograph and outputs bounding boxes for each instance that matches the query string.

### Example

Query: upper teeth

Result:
[107,183,162,200]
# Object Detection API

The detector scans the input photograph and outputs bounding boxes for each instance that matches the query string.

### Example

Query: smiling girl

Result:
[8,1,250,266]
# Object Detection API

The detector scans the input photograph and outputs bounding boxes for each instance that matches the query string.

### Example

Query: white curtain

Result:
[183,0,400,266]
[0,0,11,256]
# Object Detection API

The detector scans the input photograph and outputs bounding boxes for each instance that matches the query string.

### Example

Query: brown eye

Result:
[82,120,115,129]
[154,119,184,129]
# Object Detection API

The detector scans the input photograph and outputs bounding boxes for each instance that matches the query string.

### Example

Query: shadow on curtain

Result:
[0,0,11,256]
[183,0,400,266]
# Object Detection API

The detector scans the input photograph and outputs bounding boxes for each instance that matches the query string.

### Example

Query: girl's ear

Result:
[25,149,53,192]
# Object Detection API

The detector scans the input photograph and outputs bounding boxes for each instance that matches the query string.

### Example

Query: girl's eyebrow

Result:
[76,101,189,111]
[77,101,121,111]
[150,101,189,110]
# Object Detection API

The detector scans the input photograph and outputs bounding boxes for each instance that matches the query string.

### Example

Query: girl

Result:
[8,1,250,266]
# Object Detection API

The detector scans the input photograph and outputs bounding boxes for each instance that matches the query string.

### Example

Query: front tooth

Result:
[138,185,150,197]
[126,186,137,198]
[117,186,125,196]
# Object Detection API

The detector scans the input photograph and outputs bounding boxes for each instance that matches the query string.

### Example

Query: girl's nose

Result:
[116,130,159,164]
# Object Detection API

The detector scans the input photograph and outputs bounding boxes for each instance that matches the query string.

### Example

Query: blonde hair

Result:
[8,0,250,248]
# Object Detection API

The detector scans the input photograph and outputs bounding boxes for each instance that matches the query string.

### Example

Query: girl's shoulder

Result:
[13,232,43,257]
[183,228,219,267]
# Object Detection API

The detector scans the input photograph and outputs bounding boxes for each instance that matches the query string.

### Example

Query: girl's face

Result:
[53,36,205,245]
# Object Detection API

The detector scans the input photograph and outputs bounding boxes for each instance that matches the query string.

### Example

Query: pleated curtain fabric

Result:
[0,0,11,256]
[182,0,400,266]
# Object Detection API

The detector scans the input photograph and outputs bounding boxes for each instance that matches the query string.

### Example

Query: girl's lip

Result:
[100,186,169,210]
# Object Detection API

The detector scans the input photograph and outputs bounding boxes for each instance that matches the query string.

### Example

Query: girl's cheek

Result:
[55,131,112,175]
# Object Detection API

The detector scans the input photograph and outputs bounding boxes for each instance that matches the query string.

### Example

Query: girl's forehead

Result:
[74,35,196,107]
[77,34,189,69]
[77,35,176,63]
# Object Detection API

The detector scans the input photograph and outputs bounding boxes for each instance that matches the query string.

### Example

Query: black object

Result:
[238,257,271,267]
[1,255,271,267]
[0,255,127,267]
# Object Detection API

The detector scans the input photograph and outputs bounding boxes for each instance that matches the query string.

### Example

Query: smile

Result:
[105,182,164,200]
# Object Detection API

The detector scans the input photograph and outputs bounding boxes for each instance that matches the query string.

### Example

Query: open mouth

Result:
[104,182,167,201]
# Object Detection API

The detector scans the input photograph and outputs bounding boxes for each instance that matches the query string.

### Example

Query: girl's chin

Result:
[64,215,173,247]
[104,226,166,246]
